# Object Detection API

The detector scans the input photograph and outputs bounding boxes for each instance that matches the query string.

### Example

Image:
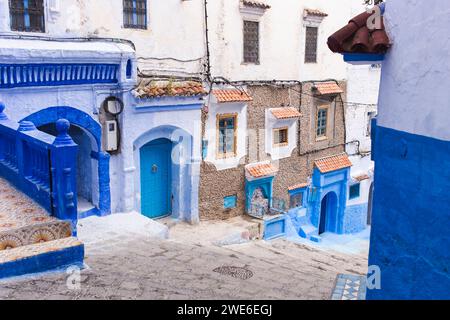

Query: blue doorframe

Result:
[140,138,172,219]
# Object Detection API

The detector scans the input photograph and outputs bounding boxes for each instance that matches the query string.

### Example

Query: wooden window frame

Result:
[243,20,260,64]
[273,127,289,147]
[216,113,238,159]
[123,0,147,30]
[316,105,329,141]
[305,26,318,63]
[9,0,45,33]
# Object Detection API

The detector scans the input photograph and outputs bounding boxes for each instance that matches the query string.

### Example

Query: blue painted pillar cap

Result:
[53,119,76,146]
[0,102,9,120]
[18,121,36,132]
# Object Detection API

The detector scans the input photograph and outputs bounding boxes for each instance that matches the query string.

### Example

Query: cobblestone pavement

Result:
[0,219,368,300]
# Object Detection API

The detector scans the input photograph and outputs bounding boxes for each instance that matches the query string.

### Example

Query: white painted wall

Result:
[0,0,205,76]
[265,111,298,161]
[207,0,367,81]
[377,0,450,141]
[204,100,248,170]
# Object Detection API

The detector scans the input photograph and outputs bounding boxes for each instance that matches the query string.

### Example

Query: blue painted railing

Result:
[0,103,79,234]
[0,63,120,88]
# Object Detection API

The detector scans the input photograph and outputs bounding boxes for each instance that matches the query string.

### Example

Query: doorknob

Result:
[152,164,158,173]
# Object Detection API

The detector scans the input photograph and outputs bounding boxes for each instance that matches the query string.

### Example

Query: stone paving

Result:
[0,217,368,300]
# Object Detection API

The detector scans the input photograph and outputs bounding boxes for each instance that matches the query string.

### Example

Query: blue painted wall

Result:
[367,124,450,299]
[344,203,368,234]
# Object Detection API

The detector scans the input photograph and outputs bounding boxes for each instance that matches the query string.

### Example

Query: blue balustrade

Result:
[0,63,120,89]
[0,104,78,234]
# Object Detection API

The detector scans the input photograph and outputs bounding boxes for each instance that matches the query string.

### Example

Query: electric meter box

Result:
[104,120,118,151]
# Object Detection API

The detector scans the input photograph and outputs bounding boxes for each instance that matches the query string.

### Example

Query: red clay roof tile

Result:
[288,183,309,191]
[213,89,253,103]
[304,9,328,17]
[242,0,271,10]
[327,5,390,54]
[134,79,207,99]
[270,107,301,119]
[315,153,352,173]
[247,163,278,178]
[313,82,344,95]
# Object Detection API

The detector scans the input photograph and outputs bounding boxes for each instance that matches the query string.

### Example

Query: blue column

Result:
[98,151,111,216]
[50,119,78,235]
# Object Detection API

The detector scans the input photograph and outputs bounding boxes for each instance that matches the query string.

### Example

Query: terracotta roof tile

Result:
[134,79,207,99]
[327,4,390,54]
[242,0,271,10]
[304,9,328,17]
[288,183,309,191]
[213,89,253,103]
[353,174,370,182]
[270,107,301,119]
[315,153,352,173]
[247,163,278,178]
[313,82,344,95]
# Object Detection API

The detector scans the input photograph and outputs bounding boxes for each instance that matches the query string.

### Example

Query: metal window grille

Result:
[274,128,288,145]
[243,20,259,64]
[317,108,328,137]
[305,26,318,63]
[10,0,45,32]
[123,0,147,29]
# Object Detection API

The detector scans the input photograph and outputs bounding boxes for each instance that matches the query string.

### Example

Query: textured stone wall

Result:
[199,83,346,220]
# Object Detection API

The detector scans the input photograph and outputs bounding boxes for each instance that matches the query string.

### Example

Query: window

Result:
[243,20,259,64]
[123,0,147,29]
[366,111,377,137]
[224,195,237,209]
[217,114,237,158]
[316,107,328,138]
[290,193,304,209]
[273,127,288,146]
[305,26,318,63]
[9,0,45,32]
[349,183,361,200]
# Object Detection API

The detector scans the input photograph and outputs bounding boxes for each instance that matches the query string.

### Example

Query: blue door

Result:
[140,138,172,218]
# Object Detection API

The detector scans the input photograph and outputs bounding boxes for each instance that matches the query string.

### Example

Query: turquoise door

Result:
[140,138,172,218]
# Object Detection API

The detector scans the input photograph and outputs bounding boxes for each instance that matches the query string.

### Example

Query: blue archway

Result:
[22,106,111,217]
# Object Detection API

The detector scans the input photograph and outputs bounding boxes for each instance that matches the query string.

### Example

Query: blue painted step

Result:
[0,237,84,279]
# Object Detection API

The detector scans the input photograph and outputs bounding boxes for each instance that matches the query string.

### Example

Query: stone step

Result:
[0,237,84,279]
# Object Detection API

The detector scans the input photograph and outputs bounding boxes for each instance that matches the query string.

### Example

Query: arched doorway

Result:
[140,138,173,219]
[133,125,196,222]
[319,192,338,234]
[38,123,99,212]
[22,106,111,217]
[367,183,374,225]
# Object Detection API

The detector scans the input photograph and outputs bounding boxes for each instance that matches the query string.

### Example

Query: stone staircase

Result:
[0,178,84,279]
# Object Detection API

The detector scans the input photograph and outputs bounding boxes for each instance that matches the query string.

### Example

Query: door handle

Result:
[152,164,158,173]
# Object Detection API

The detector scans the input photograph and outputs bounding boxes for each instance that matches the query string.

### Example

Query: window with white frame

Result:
[316,106,328,139]
[217,114,237,159]
[9,0,45,32]
[123,0,147,29]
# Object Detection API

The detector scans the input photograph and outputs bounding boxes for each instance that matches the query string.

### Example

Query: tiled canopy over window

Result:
[243,20,260,64]
[9,0,45,32]
[123,0,147,29]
